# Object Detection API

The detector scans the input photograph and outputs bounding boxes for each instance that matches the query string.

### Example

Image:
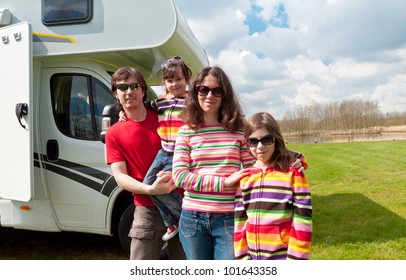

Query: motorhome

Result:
[0,0,208,255]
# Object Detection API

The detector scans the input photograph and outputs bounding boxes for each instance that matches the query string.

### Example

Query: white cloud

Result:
[330,60,377,79]
[373,74,406,113]
[175,0,406,119]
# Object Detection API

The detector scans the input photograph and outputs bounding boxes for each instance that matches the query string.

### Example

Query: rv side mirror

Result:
[100,104,118,144]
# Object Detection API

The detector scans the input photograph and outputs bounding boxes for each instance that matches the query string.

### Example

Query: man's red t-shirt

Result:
[105,109,161,206]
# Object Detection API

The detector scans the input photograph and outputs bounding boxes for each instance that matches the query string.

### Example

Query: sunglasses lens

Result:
[197,86,224,97]
[117,84,128,91]
[117,83,139,91]
[198,86,210,96]
[212,88,224,97]
[261,135,275,145]
[129,83,139,90]
[247,135,275,147]
[247,138,259,147]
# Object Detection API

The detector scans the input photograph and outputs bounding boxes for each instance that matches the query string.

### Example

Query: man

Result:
[105,66,185,260]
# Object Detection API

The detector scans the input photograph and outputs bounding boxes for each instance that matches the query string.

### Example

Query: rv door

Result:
[0,22,33,201]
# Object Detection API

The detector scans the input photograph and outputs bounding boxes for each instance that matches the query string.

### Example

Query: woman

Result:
[172,66,255,259]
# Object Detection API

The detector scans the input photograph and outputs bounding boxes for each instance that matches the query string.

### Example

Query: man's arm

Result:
[110,161,176,195]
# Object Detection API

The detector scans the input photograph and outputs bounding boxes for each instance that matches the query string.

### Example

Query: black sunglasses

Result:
[247,134,275,147]
[197,85,224,97]
[116,83,140,91]
[161,56,183,68]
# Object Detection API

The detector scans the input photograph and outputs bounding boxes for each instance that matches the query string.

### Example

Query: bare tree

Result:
[279,98,392,134]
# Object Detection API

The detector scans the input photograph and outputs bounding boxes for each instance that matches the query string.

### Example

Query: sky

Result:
[174,0,406,119]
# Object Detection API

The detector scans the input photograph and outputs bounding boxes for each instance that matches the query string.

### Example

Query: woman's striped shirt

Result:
[234,163,312,260]
[173,124,255,213]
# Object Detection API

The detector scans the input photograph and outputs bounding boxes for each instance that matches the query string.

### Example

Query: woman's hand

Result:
[224,168,251,191]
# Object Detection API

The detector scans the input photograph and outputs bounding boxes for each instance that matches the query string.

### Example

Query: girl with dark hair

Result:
[234,112,312,260]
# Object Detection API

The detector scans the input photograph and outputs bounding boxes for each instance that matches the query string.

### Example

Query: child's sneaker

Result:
[162,224,179,241]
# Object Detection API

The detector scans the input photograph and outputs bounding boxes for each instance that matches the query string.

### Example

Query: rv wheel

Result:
[118,204,169,259]
[118,204,134,256]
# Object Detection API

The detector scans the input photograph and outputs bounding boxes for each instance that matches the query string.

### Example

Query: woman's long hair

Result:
[183,66,245,132]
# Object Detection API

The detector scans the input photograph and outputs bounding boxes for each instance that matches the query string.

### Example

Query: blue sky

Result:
[175,0,406,119]
[244,4,268,34]
[245,3,289,33]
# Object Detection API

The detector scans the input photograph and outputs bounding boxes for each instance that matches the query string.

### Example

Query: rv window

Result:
[51,74,114,141]
[42,0,93,26]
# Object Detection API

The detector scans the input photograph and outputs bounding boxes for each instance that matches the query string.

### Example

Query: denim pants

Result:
[179,209,235,260]
[144,149,182,227]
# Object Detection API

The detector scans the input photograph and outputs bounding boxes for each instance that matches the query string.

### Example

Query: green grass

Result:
[287,140,406,260]
[1,140,405,260]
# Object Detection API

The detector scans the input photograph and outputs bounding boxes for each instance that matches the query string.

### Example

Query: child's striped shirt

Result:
[150,93,187,153]
[234,164,312,260]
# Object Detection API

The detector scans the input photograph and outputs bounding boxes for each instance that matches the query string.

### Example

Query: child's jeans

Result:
[144,149,182,227]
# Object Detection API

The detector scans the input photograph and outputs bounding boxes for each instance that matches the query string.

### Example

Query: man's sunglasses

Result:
[116,83,140,91]
[247,134,275,147]
[196,85,224,97]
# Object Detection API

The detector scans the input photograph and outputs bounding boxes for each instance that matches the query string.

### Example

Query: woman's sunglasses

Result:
[196,85,224,97]
[247,134,275,147]
[116,83,140,91]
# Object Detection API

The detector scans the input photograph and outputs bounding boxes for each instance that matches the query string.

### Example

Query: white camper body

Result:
[0,0,207,253]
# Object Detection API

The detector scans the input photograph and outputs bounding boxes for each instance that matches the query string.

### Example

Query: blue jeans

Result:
[179,210,235,260]
[144,149,182,227]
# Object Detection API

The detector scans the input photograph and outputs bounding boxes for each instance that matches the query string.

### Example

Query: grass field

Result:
[1,140,405,260]
[287,140,406,260]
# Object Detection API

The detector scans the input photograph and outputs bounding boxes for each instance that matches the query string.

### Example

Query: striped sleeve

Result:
[234,183,251,260]
[287,169,312,260]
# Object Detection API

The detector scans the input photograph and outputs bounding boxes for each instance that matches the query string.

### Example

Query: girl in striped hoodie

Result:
[234,112,312,260]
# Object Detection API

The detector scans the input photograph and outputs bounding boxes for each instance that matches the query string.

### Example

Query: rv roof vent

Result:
[0,8,11,26]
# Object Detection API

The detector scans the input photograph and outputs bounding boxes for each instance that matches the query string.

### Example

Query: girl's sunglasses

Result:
[116,83,140,91]
[161,56,183,68]
[247,134,275,147]
[196,85,224,97]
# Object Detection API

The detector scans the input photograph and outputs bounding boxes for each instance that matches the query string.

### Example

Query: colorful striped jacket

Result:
[149,92,187,153]
[173,124,255,213]
[234,163,312,260]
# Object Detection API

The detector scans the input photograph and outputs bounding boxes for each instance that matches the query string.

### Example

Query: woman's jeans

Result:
[179,209,235,260]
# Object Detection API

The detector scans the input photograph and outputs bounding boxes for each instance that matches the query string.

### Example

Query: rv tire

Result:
[118,204,169,259]
[118,204,134,256]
